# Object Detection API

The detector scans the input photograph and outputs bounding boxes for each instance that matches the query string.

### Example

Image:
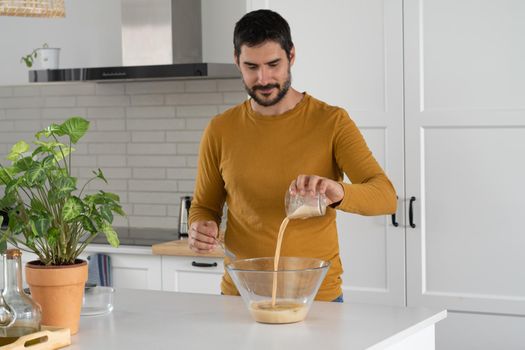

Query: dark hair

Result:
[233,9,294,60]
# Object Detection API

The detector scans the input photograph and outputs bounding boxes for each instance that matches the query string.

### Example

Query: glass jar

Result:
[285,190,327,219]
[1,249,41,338]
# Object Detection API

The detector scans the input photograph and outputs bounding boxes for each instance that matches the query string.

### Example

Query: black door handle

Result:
[391,196,399,227]
[409,196,416,228]
[192,261,218,268]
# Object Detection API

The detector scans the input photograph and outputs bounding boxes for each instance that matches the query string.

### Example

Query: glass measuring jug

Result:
[285,190,327,219]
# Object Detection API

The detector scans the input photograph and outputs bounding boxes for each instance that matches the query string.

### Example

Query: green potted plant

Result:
[0,116,124,334]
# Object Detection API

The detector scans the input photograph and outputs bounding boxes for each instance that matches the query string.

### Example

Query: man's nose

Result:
[257,67,270,85]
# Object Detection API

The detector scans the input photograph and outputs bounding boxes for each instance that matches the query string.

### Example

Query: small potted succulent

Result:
[0,116,125,334]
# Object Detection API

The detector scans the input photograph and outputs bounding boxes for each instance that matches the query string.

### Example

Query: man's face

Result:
[235,41,294,107]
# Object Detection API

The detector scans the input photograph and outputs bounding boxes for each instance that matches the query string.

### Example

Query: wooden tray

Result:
[0,326,70,350]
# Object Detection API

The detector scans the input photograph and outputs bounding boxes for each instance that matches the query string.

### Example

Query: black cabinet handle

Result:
[409,196,416,228]
[391,196,399,227]
[192,261,218,268]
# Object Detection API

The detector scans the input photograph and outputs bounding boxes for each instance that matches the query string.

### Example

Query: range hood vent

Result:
[29,0,240,82]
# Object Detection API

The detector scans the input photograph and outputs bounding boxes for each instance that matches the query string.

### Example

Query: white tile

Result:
[98,155,127,167]
[130,95,164,106]
[5,108,40,120]
[125,81,184,95]
[223,92,248,104]
[217,79,244,92]
[129,192,178,204]
[185,118,211,130]
[128,180,178,191]
[128,216,178,229]
[13,86,41,97]
[165,93,223,105]
[83,132,130,143]
[176,143,199,155]
[88,143,127,154]
[166,168,197,179]
[132,168,166,179]
[166,131,203,142]
[184,80,217,92]
[95,83,125,95]
[133,204,167,216]
[176,105,218,117]
[127,119,184,131]
[71,155,98,167]
[127,143,177,155]
[131,131,165,142]
[76,167,132,179]
[41,108,86,120]
[185,156,198,167]
[94,119,126,131]
[77,95,130,107]
[0,87,13,97]
[88,179,128,191]
[41,84,95,96]
[44,97,76,107]
[0,121,15,132]
[177,180,195,192]
[126,106,175,119]
[0,97,45,108]
[127,156,185,167]
[13,120,42,132]
[87,107,126,119]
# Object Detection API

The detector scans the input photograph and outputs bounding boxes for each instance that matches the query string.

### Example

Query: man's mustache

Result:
[252,84,280,91]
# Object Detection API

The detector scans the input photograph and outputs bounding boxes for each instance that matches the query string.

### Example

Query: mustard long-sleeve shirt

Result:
[189,93,397,301]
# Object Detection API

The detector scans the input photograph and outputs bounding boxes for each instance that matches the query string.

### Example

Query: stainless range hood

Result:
[29,0,240,83]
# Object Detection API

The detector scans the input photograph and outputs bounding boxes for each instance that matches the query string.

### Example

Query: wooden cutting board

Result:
[151,239,224,258]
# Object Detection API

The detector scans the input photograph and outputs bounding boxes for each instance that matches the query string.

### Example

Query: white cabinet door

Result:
[254,0,406,307]
[162,256,224,295]
[404,0,525,315]
[104,254,162,291]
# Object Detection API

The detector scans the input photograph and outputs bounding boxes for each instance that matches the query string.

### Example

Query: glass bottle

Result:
[1,249,41,338]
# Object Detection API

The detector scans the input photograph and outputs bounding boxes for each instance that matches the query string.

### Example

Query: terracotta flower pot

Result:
[25,260,88,335]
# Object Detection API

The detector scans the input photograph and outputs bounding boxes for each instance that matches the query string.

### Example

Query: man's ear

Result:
[289,46,296,65]
[234,52,240,69]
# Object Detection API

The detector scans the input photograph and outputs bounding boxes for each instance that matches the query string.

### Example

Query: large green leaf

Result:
[79,215,97,234]
[62,196,84,222]
[100,222,119,247]
[26,162,47,185]
[7,141,30,161]
[52,176,77,198]
[100,205,113,223]
[0,167,14,185]
[13,157,35,172]
[35,123,62,140]
[60,117,90,144]
[30,216,51,237]
[0,193,17,210]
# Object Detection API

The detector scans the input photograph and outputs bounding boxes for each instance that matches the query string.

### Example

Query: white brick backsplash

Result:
[127,155,185,167]
[87,107,125,119]
[126,106,175,119]
[89,143,127,154]
[0,79,238,234]
[0,97,45,108]
[14,120,42,131]
[218,105,236,113]
[44,97,76,107]
[130,95,164,106]
[98,155,127,167]
[224,92,247,104]
[184,80,217,92]
[0,121,14,131]
[13,86,40,97]
[129,180,177,192]
[83,132,130,143]
[176,105,218,117]
[0,87,13,97]
[41,84,95,96]
[128,216,178,229]
[77,95,130,107]
[125,81,184,95]
[127,143,177,155]
[94,119,126,131]
[127,118,184,131]
[165,93,223,105]
[133,204,167,216]
[129,192,177,204]
[95,84,125,96]
[166,168,197,179]
[178,180,196,192]
[166,131,203,142]
[42,108,86,120]
[132,168,166,179]
[185,118,211,130]
[112,215,129,227]
[177,143,199,155]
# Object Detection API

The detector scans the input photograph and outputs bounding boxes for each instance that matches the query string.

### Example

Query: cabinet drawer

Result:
[162,256,224,295]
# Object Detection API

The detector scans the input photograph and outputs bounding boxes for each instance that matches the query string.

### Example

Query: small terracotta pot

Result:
[25,260,88,335]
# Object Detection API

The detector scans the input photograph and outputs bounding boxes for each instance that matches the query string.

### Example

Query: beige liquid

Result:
[249,300,308,324]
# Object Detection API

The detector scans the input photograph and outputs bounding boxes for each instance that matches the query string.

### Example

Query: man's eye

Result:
[269,63,278,68]
[247,66,257,70]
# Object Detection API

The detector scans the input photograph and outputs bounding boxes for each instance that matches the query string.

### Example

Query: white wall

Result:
[0,0,122,86]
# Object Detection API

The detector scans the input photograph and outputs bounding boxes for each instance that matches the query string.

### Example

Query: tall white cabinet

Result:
[249,0,525,349]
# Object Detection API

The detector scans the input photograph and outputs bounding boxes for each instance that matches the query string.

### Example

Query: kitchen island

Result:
[69,289,446,350]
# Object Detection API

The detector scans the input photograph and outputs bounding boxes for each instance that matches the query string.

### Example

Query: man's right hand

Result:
[188,220,219,253]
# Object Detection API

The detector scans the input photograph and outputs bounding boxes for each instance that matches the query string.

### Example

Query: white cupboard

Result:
[249,0,525,348]
[161,256,224,295]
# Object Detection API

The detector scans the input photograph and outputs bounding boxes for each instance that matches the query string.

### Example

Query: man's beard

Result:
[243,70,292,107]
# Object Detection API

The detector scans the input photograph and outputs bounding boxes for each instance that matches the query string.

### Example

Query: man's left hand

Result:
[289,175,344,206]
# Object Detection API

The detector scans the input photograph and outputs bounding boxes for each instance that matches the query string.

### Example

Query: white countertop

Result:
[69,289,446,350]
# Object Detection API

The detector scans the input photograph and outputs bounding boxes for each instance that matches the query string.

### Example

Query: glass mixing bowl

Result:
[226,257,330,324]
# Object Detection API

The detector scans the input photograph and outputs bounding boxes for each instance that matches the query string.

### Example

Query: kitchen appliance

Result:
[178,196,192,239]
[28,0,240,82]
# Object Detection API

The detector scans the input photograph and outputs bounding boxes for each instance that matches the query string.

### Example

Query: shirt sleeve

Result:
[333,111,397,215]
[188,119,226,226]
